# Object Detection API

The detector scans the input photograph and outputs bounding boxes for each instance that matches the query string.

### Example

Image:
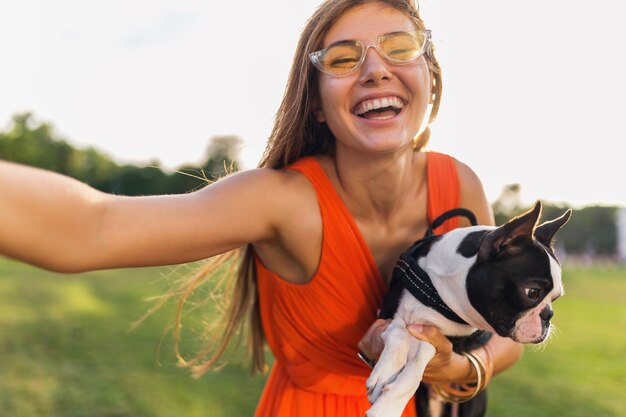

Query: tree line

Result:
[0,113,620,258]
[0,113,240,196]
[493,184,618,257]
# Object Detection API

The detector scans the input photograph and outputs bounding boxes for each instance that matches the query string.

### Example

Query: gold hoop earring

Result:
[414,127,431,150]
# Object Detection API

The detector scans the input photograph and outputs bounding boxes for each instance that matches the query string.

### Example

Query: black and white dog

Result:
[366,201,571,417]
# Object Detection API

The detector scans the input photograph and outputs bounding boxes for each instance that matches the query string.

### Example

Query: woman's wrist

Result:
[449,351,477,383]
[423,351,474,385]
[429,348,494,403]
[432,347,494,385]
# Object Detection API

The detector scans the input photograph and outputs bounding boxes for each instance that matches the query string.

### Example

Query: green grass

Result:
[0,259,624,416]
[486,266,626,417]
[0,259,267,417]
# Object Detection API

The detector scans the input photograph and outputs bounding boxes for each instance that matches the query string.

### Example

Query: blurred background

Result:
[0,0,625,416]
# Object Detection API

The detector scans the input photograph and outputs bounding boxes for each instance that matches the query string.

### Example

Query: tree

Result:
[0,113,76,174]
[491,183,618,256]
[492,183,525,226]
[201,135,241,177]
[165,135,242,194]
[0,113,242,196]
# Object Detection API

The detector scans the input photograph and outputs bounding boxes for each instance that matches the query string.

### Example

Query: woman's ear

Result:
[311,96,326,122]
[314,109,326,122]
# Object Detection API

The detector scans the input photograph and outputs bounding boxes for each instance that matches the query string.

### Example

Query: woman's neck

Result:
[328,146,423,222]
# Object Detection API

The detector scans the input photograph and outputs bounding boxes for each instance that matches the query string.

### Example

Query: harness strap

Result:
[386,208,479,325]
[425,208,477,238]
[394,255,469,325]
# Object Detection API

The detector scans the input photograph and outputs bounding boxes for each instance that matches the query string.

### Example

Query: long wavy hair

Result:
[171,0,442,377]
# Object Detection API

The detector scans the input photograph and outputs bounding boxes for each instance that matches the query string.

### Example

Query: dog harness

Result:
[385,208,478,325]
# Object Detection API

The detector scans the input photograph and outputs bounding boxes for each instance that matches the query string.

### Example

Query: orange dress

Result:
[254,152,460,417]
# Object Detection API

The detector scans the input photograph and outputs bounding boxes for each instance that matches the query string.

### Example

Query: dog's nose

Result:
[540,306,553,322]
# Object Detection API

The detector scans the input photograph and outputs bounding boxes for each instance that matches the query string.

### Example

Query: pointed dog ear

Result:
[478,201,543,262]
[535,209,572,250]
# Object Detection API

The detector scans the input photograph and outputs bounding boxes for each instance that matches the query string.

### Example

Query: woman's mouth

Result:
[353,96,404,121]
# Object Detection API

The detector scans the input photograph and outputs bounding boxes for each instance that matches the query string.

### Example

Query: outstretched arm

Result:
[0,161,286,272]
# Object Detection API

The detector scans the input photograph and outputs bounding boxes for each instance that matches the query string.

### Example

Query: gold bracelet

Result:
[357,350,377,369]
[476,345,494,388]
[431,351,486,403]
[466,351,487,392]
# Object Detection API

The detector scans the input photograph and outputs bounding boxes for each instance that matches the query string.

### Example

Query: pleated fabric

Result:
[254,152,460,417]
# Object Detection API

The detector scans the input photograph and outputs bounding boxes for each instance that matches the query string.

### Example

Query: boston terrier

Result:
[365,201,571,417]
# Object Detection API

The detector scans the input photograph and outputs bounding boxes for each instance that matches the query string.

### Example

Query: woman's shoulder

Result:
[239,161,320,214]
[447,157,484,201]
[423,151,492,225]
[209,164,318,227]
[424,151,482,192]
[448,156,494,226]
[230,161,314,191]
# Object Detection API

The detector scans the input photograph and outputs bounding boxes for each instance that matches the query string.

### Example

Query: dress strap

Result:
[426,151,461,234]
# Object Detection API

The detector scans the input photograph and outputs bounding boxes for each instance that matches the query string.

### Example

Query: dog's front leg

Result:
[366,337,436,417]
[366,317,411,405]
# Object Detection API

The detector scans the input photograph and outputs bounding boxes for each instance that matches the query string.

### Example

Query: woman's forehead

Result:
[323,3,416,46]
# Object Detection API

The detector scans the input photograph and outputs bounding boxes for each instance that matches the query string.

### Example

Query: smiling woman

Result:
[0,1,524,417]
[311,6,433,156]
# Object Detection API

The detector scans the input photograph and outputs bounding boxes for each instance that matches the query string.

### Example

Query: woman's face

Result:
[315,2,431,156]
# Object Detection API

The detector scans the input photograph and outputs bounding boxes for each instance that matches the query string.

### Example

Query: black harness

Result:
[380,208,478,325]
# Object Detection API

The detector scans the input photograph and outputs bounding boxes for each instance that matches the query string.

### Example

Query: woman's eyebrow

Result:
[324,31,412,48]
[325,39,358,48]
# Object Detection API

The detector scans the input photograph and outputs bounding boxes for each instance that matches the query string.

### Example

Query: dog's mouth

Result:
[531,323,552,344]
[508,320,552,344]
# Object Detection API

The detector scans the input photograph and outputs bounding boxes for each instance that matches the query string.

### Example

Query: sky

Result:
[1,0,625,208]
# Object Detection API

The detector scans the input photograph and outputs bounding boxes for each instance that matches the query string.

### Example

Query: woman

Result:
[0,0,523,416]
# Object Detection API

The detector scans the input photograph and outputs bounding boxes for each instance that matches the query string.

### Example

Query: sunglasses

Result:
[309,30,431,77]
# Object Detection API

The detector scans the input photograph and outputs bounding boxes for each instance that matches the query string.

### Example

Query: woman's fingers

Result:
[408,324,452,353]
[408,324,463,383]
[358,319,390,360]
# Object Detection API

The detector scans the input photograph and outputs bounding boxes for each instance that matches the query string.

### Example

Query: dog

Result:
[365,201,571,417]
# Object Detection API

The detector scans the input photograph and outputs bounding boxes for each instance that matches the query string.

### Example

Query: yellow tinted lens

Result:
[318,42,363,74]
[380,32,424,62]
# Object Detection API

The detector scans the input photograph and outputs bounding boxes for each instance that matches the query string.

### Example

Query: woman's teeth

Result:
[354,96,404,120]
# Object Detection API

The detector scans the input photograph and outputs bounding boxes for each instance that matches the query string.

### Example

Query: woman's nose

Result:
[358,47,391,85]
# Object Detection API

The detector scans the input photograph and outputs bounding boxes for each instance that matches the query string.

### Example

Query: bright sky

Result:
[1,0,624,208]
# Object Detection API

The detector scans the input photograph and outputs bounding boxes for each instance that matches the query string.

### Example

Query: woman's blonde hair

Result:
[173,0,442,377]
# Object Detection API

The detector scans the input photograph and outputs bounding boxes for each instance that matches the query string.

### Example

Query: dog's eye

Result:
[525,287,541,300]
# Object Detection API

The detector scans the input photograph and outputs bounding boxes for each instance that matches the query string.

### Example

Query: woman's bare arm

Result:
[0,161,288,272]
[455,158,495,228]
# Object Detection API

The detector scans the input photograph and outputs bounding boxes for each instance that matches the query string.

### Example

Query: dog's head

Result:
[464,201,571,343]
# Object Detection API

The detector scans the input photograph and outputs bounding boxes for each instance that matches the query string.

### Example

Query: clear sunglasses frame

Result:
[309,29,432,77]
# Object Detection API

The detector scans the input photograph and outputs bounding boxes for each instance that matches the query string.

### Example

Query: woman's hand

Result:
[358,321,476,384]
[357,318,390,363]
[408,324,470,384]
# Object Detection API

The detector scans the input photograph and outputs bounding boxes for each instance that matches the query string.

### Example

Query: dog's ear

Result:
[534,209,572,250]
[478,201,543,262]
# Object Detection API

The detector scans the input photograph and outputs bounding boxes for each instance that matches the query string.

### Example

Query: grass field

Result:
[0,258,624,417]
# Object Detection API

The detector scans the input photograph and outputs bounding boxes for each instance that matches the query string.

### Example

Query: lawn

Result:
[0,258,624,417]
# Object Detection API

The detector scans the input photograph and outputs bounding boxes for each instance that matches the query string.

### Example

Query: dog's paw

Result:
[366,350,408,403]
[365,387,407,417]
[366,322,411,404]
